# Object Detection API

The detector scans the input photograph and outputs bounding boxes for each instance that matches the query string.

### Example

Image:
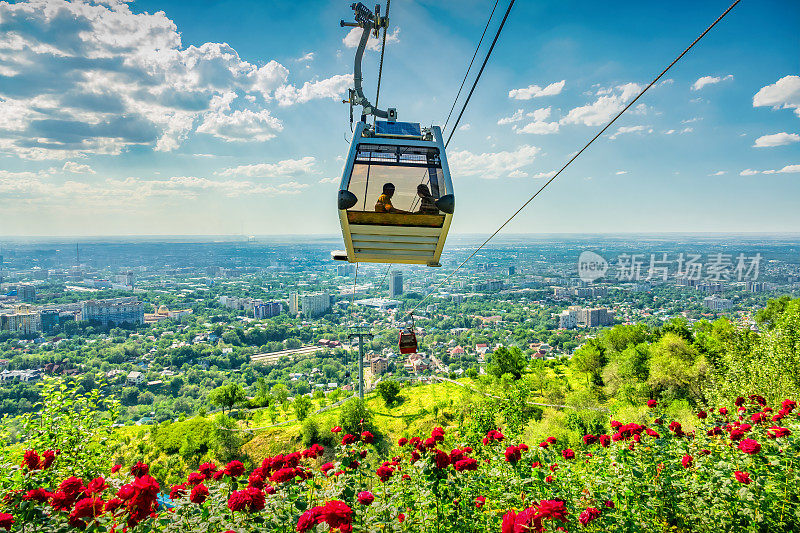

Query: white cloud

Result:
[681,117,702,124]
[754,132,800,148]
[709,171,726,176]
[680,127,693,134]
[508,80,565,100]
[615,171,628,175]
[458,123,471,131]
[753,75,800,117]
[319,177,338,184]
[274,74,351,106]
[740,165,800,176]
[513,107,559,135]
[449,145,540,179]
[531,170,556,179]
[62,161,96,174]
[692,74,733,91]
[0,1,347,159]
[561,83,642,126]
[609,125,653,140]
[498,109,526,125]
[342,27,400,51]
[297,52,314,62]
[216,157,316,178]
[663,129,676,135]
[508,170,528,178]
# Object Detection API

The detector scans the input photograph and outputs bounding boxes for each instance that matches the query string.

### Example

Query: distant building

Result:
[354,298,401,311]
[40,309,60,333]
[81,297,144,326]
[0,305,42,334]
[558,309,577,329]
[290,292,331,317]
[126,371,145,386]
[254,302,282,319]
[746,281,766,293]
[17,284,36,302]
[508,266,516,276]
[704,295,733,311]
[579,307,613,327]
[389,270,403,297]
[451,294,465,304]
[337,264,357,276]
[553,287,571,298]
[370,356,389,375]
[473,280,504,292]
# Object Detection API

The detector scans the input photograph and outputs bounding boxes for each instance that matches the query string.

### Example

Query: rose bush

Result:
[1,395,799,532]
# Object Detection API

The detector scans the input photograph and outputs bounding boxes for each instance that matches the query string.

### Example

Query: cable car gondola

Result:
[398,326,418,354]
[332,3,454,267]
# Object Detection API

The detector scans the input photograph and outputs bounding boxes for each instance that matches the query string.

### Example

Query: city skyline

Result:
[0,0,798,236]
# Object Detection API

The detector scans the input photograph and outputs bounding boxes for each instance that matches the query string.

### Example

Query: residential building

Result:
[81,297,144,326]
[580,307,613,327]
[354,298,401,311]
[370,355,389,375]
[40,309,60,333]
[290,292,331,317]
[126,371,145,386]
[0,305,42,334]
[337,264,357,276]
[17,284,36,302]
[389,270,403,297]
[558,309,577,329]
[704,295,733,311]
[254,302,282,319]
[508,266,516,276]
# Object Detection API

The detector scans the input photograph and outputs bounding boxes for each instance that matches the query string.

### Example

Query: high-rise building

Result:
[338,264,357,276]
[579,307,613,327]
[254,302,282,319]
[289,292,331,317]
[558,309,577,329]
[17,284,36,302]
[0,305,42,334]
[508,266,516,276]
[704,295,733,311]
[389,270,403,297]
[81,297,144,326]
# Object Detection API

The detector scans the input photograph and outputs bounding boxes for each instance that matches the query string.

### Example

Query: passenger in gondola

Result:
[415,184,439,214]
[375,183,408,214]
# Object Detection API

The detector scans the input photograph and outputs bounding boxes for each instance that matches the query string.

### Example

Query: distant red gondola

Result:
[398,329,418,354]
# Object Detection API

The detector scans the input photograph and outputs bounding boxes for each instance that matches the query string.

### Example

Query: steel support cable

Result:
[445,0,516,148]
[406,0,741,319]
[443,0,501,133]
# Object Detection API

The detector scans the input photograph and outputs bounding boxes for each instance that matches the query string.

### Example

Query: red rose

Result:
[320,462,334,473]
[323,500,352,529]
[475,496,486,508]
[604,500,615,508]
[86,477,108,495]
[505,445,522,464]
[331,426,342,433]
[105,498,123,513]
[538,441,549,449]
[70,498,104,520]
[501,510,516,533]
[59,476,85,496]
[583,434,598,445]
[225,460,245,477]
[433,449,450,469]
[734,396,745,407]
[110,464,122,474]
[40,450,57,470]
[719,407,728,415]
[546,436,557,445]
[562,448,575,460]
[22,450,40,471]
[697,410,707,419]
[681,455,693,469]
[781,399,796,412]
[545,475,553,483]
[537,499,569,522]
[297,506,325,532]
[398,513,405,523]
[357,491,374,505]
[23,489,52,502]
[599,434,611,447]
[130,461,149,478]
[361,431,374,444]
[735,470,751,484]
[169,484,187,500]
[398,437,408,446]
[579,507,601,526]
[0,513,13,531]
[190,484,209,504]
[454,458,478,472]
[768,426,791,438]
[431,427,445,442]
[647,399,657,408]
[376,464,395,482]
[198,462,217,476]
[341,434,357,445]
[739,438,761,455]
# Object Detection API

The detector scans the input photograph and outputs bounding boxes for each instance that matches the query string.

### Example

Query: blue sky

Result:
[0,0,798,236]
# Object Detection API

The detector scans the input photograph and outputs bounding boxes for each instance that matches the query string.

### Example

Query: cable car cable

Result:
[405,0,741,319]
[442,0,501,133]
[445,0,516,149]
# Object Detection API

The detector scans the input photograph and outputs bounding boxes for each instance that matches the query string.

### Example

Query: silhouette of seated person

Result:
[415,184,439,214]
[374,183,408,214]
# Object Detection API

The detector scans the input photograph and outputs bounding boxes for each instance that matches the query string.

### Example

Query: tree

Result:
[208,383,247,414]
[487,346,526,380]
[271,383,289,404]
[293,395,313,421]
[570,340,606,386]
[376,380,401,406]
